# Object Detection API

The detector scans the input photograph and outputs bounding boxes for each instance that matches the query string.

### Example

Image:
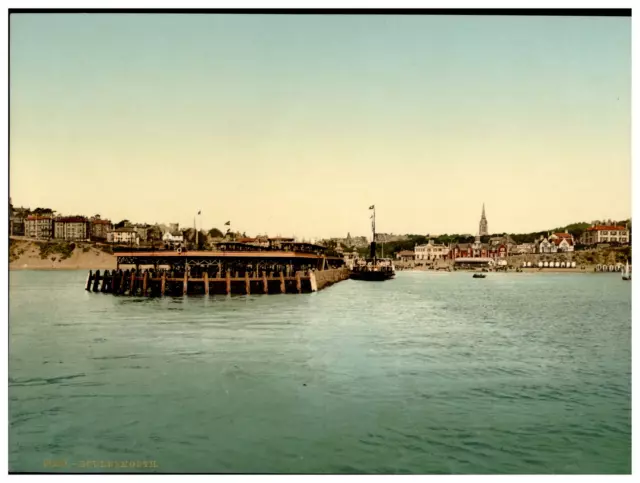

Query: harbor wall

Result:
[313,267,349,291]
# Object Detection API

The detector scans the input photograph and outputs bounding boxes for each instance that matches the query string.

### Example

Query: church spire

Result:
[479,203,488,236]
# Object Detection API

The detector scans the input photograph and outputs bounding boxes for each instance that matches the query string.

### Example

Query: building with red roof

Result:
[580,224,629,245]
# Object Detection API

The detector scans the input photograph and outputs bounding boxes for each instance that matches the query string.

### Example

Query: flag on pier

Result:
[369,205,375,209]
[225,221,231,226]
[198,210,201,215]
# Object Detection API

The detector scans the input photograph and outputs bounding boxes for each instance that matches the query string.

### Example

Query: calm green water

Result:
[9,270,631,474]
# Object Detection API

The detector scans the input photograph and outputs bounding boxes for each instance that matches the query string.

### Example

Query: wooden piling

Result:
[129,270,136,295]
[161,271,166,296]
[245,272,250,295]
[142,271,148,296]
[92,270,101,292]
[204,272,209,295]
[86,271,93,291]
[296,271,302,293]
[226,270,231,295]
[101,270,109,293]
[280,271,286,294]
[183,271,188,295]
[119,270,127,295]
[262,272,268,294]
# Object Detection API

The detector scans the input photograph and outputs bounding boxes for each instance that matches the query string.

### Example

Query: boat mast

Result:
[370,204,376,262]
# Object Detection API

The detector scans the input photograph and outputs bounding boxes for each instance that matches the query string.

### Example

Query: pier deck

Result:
[85,248,348,296]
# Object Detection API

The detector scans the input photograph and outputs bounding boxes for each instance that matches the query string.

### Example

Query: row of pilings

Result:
[85,268,321,296]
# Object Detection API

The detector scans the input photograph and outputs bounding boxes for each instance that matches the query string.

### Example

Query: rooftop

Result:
[587,225,627,231]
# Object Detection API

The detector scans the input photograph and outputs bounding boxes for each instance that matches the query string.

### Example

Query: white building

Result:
[107,227,140,245]
[580,224,630,245]
[414,240,450,261]
[163,231,184,246]
[549,233,575,252]
[514,243,536,254]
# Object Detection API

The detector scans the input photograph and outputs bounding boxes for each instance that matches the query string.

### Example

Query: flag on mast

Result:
[198,210,201,215]
[225,221,231,226]
[369,205,374,209]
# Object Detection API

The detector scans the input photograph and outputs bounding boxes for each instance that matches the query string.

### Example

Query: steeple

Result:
[479,203,488,236]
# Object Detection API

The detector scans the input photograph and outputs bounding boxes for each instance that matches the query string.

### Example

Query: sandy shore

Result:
[10,240,116,270]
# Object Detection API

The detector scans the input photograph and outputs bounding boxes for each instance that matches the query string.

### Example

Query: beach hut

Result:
[537,262,542,268]
[522,262,527,268]
[609,265,615,272]
[571,261,576,268]
[527,262,532,267]
[560,262,566,268]
[555,261,560,268]
[543,261,549,267]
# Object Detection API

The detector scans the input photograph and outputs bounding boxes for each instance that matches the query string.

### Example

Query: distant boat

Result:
[473,273,486,279]
[622,260,631,281]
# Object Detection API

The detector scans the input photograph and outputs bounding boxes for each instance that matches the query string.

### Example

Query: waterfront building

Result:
[549,232,575,252]
[414,240,450,261]
[25,215,53,239]
[54,216,90,240]
[535,235,555,253]
[396,250,415,263]
[580,224,629,245]
[514,243,536,254]
[108,227,140,245]
[479,203,488,236]
[90,215,112,241]
[448,235,506,260]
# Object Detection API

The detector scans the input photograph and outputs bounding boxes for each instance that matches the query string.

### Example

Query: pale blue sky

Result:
[10,14,631,238]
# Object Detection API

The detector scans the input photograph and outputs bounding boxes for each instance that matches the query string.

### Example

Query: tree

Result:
[208,228,224,239]
[115,220,129,229]
[32,207,55,215]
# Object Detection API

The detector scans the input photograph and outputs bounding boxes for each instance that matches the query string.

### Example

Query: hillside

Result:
[9,239,117,270]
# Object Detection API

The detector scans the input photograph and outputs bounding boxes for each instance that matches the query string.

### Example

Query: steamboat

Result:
[349,205,395,282]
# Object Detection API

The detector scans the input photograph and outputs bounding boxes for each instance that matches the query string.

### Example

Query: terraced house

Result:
[54,216,90,241]
[25,215,53,239]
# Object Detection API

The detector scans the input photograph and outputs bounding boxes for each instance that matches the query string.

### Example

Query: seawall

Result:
[313,267,350,291]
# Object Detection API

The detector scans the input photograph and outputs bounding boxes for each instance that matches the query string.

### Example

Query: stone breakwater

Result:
[312,267,350,291]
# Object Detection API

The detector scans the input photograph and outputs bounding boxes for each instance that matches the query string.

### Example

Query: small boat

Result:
[622,260,631,281]
[473,273,486,279]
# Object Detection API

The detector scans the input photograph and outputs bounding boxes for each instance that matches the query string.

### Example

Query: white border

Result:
[2,1,635,482]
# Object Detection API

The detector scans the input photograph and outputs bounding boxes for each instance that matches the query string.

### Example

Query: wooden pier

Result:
[84,246,348,296]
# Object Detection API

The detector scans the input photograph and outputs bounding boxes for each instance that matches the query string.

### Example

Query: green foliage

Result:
[99,244,114,255]
[37,241,75,260]
[31,207,55,215]
[115,220,129,229]
[208,228,224,238]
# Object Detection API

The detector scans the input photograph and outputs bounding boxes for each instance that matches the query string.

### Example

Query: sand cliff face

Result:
[9,239,117,270]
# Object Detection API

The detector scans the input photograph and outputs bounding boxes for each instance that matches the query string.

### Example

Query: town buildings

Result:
[162,230,184,247]
[25,215,53,239]
[414,240,450,261]
[396,250,415,263]
[535,233,575,253]
[90,215,112,241]
[580,224,629,245]
[54,216,89,241]
[107,227,140,245]
[448,235,507,260]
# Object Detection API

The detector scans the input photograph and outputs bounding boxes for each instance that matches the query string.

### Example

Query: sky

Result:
[10,13,631,239]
